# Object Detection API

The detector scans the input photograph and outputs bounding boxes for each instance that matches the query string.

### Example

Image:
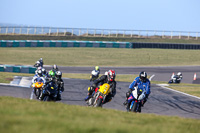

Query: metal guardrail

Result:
[0,26,199,40]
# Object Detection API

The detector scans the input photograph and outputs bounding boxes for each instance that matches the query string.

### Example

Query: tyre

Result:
[43,96,50,101]
[36,89,41,99]
[95,98,103,107]
[131,101,137,112]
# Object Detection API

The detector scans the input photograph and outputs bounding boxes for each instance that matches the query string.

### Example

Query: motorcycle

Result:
[32,82,43,99]
[87,83,110,107]
[127,86,146,112]
[42,84,58,102]
[168,75,182,84]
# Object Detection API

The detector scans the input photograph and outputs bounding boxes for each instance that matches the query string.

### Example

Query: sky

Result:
[0,0,200,32]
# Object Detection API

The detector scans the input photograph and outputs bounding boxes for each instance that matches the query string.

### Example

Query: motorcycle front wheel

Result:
[95,98,103,107]
[35,89,41,99]
[131,101,137,112]
[43,96,50,101]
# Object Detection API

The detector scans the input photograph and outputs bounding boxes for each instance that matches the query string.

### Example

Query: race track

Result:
[45,66,200,84]
[1,78,200,119]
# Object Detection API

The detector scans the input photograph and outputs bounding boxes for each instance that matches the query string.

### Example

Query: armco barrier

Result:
[132,42,200,49]
[0,65,36,74]
[0,40,132,48]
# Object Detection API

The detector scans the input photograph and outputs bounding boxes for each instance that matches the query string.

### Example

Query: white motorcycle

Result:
[127,86,146,112]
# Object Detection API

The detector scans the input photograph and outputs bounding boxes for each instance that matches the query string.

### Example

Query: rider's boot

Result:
[123,99,128,106]
[39,92,44,101]
[84,94,91,101]
[126,102,131,112]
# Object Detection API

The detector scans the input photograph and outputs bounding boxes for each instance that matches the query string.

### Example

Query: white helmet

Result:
[36,61,40,64]
[177,72,182,76]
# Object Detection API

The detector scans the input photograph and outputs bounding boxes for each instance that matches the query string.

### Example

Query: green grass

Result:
[167,83,200,97]
[1,48,200,66]
[0,96,200,133]
[0,72,34,83]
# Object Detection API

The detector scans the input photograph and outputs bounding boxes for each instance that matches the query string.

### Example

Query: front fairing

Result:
[44,85,57,96]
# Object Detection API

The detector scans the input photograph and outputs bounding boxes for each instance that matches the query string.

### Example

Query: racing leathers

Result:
[85,75,116,104]
[56,78,64,101]
[124,77,151,109]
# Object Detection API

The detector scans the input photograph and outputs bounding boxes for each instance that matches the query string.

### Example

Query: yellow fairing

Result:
[88,87,91,91]
[98,83,110,95]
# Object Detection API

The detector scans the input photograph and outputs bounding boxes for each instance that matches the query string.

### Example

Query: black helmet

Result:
[56,71,62,79]
[139,71,147,82]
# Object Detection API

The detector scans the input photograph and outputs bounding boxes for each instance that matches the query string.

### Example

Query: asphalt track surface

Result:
[1,78,200,119]
[1,66,200,119]
[45,66,200,84]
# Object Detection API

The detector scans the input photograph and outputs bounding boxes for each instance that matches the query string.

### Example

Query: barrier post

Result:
[13,28,15,35]
[48,27,51,36]
[188,32,190,40]
[71,29,73,36]
[171,31,173,39]
[6,27,8,34]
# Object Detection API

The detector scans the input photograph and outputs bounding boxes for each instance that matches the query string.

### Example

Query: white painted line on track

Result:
[157,84,200,100]
[0,83,30,88]
[149,74,155,81]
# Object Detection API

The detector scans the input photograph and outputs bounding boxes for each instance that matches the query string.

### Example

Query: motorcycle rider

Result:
[85,69,116,104]
[46,70,56,83]
[39,77,58,101]
[90,66,100,82]
[41,68,47,78]
[31,69,46,97]
[123,71,151,110]
[34,58,43,68]
[169,72,183,83]
[32,69,46,84]
[52,64,59,73]
[55,71,64,101]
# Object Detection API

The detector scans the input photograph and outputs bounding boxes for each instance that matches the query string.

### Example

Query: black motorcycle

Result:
[42,84,58,101]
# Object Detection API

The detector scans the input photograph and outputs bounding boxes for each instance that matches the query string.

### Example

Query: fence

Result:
[0,26,199,40]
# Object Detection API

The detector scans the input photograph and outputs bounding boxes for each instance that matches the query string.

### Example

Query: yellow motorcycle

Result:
[32,82,44,99]
[88,83,110,107]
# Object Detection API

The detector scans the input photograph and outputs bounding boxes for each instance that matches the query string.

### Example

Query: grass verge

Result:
[0,72,34,83]
[1,48,200,66]
[0,96,200,133]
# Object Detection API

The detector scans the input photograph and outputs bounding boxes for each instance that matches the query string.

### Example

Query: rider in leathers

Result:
[55,71,64,101]
[39,77,58,101]
[123,71,151,110]
[85,70,116,104]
